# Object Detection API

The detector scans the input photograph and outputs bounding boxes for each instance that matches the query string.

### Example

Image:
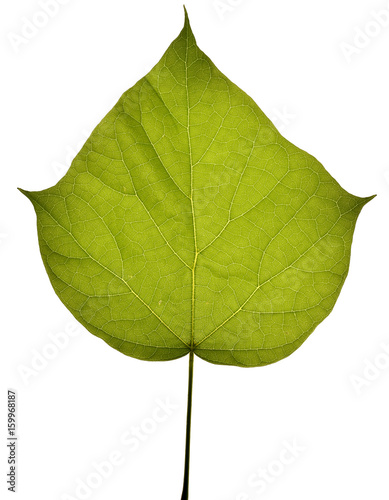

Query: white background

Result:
[1,0,389,499]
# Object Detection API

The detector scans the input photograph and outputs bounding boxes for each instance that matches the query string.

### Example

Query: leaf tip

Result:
[363,194,377,205]
[183,5,189,23]
[182,5,195,40]
[18,187,40,207]
[18,187,32,200]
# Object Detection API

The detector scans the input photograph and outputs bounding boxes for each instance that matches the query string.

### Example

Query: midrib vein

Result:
[185,29,197,352]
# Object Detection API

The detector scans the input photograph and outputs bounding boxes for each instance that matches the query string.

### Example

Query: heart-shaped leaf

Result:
[20,9,373,499]
[21,11,372,369]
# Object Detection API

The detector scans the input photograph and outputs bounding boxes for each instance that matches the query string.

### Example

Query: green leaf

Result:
[20,10,373,368]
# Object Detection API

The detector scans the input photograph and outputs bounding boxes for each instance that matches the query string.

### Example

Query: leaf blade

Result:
[20,12,373,366]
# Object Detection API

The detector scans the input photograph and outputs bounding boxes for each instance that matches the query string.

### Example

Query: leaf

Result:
[20,10,373,368]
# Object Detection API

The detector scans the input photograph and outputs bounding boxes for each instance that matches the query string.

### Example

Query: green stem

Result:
[181,350,194,500]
